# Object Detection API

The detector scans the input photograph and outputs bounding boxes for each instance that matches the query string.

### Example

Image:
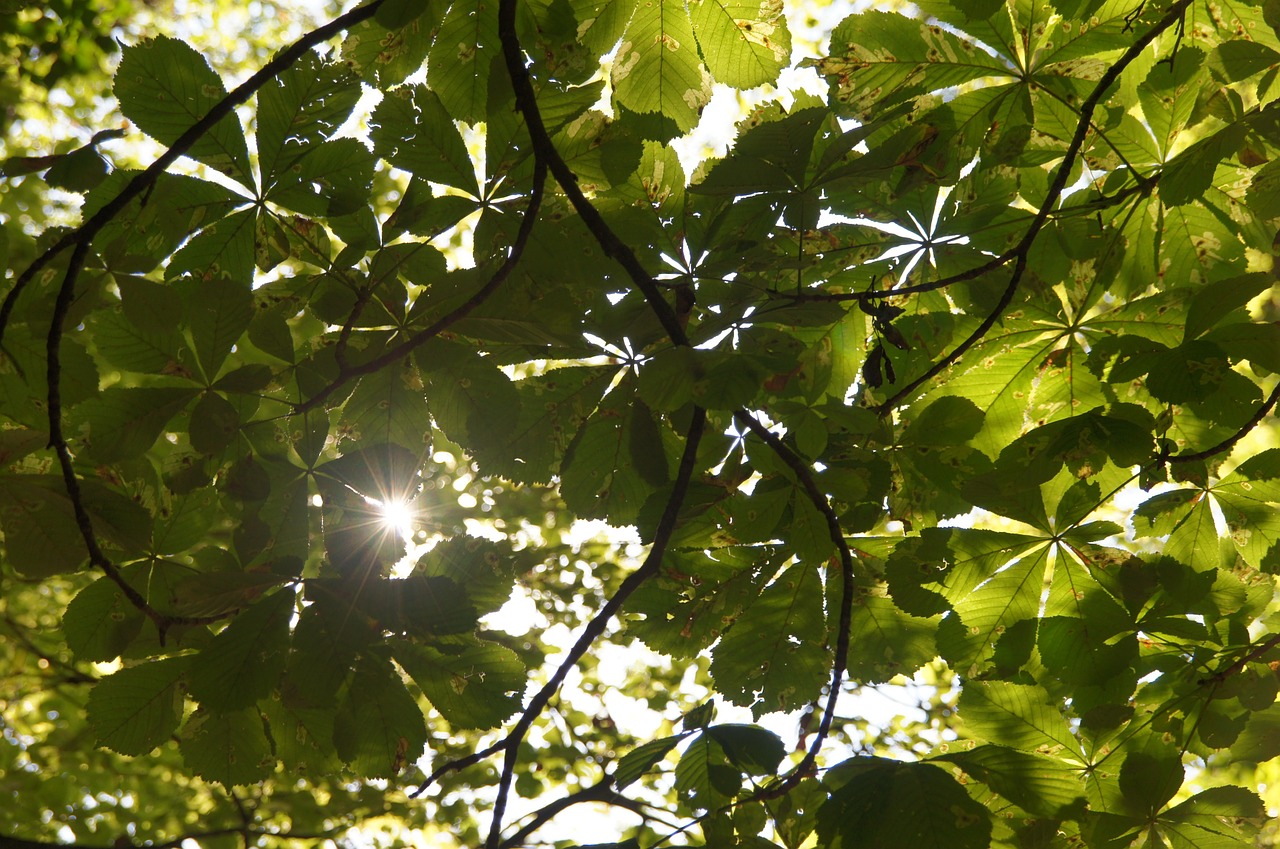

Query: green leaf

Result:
[1159,786,1266,846]
[1119,741,1184,816]
[817,11,1011,119]
[371,85,479,196]
[169,207,256,283]
[614,734,688,789]
[711,561,829,717]
[174,277,254,379]
[0,476,89,576]
[353,575,478,636]
[1187,274,1275,340]
[419,339,521,448]
[816,758,992,849]
[332,653,427,778]
[266,138,376,217]
[901,395,985,446]
[256,52,362,187]
[412,534,524,615]
[706,724,785,774]
[315,443,423,502]
[179,707,274,786]
[958,681,1082,757]
[844,593,937,684]
[85,172,242,274]
[612,0,711,132]
[342,11,436,88]
[675,733,741,803]
[1246,158,1280,219]
[338,360,432,457]
[941,542,1053,673]
[188,391,240,455]
[80,388,197,464]
[187,589,294,710]
[166,569,288,618]
[114,36,251,182]
[939,745,1087,819]
[86,309,182,374]
[261,698,341,775]
[87,657,188,756]
[392,638,525,730]
[62,575,145,662]
[426,0,497,122]
[1230,705,1280,763]
[560,378,662,524]
[688,0,790,88]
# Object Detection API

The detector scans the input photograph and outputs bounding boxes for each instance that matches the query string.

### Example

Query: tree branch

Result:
[1203,632,1280,685]
[293,161,547,414]
[876,0,1194,414]
[1166,380,1280,464]
[498,777,639,848]
[0,0,386,349]
[484,407,707,849]
[732,412,857,793]
[496,0,688,349]
[20,0,389,639]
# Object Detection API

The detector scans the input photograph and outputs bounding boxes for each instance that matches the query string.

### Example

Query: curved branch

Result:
[484,406,707,849]
[732,412,858,792]
[20,0,388,639]
[1202,632,1280,685]
[497,777,649,848]
[0,0,386,348]
[877,0,1193,414]
[496,0,688,349]
[1167,380,1280,465]
[409,738,506,799]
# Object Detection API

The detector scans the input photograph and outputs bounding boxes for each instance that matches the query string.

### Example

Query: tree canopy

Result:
[2,0,1280,846]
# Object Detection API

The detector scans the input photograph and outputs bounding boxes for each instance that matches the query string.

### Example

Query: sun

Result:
[376,497,416,538]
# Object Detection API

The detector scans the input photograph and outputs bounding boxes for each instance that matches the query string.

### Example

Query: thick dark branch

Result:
[484,407,708,849]
[732,412,857,791]
[0,0,386,348]
[877,0,1193,414]
[496,0,688,349]
[293,161,548,414]
[44,240,169,632]
[24,0,388,638]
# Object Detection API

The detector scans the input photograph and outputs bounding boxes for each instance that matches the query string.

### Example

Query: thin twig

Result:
[409,738,506,799]
[1202,633,1280,685]
[498,777,643,848]
[293,161,548,414]
[1167,381,1280,464]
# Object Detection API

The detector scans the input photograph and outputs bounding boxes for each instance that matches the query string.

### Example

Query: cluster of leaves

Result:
[3,0,1280,845]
